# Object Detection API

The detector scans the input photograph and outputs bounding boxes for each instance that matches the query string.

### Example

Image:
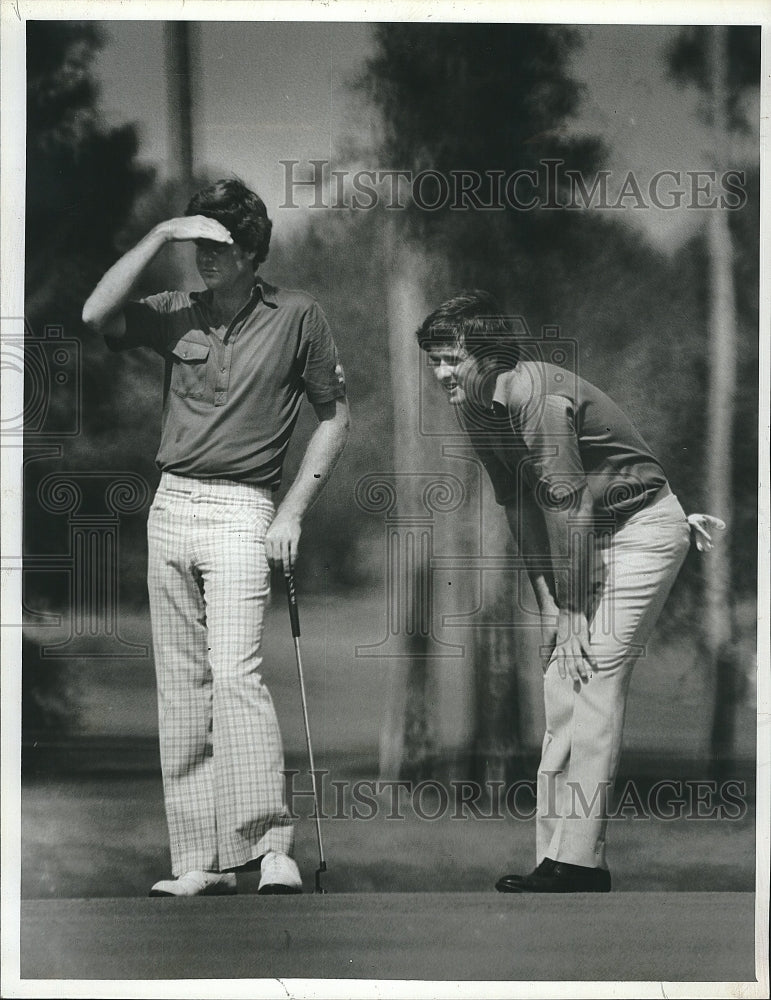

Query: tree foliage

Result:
[360,23,760,623]
[363,24,602,171]
[25,21,157,492]
[360,23,606,303]
[23,23,154,734]
[667,26,761,131]
[26,22,153,332]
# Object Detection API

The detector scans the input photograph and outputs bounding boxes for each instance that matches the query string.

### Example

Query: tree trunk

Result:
[705,26,738,778]
[164,22,195,185]
[377,226,524,784]
[472,489,522,788]
[162,22,200,289]
[378,227,436,780]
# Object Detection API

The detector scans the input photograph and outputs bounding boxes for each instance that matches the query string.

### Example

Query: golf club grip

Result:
[285,571,301,637]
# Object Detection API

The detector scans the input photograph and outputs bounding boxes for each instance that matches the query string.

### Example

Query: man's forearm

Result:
[277,399,350,520]
[504,499,557,616]
[82,215,233,335]
[82,224,169,333]
[542,486,595,614]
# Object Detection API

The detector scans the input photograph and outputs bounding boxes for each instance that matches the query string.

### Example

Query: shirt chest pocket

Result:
[169,339,210,400]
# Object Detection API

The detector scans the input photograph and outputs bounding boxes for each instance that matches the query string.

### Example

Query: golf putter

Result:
[284,561,328,894]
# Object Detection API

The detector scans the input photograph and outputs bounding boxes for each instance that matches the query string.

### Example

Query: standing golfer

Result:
[83,179,349,896]
[417,290,714,893]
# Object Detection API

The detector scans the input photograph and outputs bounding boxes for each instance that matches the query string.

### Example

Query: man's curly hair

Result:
[186,178,272,268]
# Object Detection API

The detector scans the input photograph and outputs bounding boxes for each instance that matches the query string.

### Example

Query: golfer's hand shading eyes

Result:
[162,216,233,244]
[265,511,302,573]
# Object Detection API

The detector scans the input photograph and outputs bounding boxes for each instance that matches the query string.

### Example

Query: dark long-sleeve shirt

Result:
[462,361,667,521]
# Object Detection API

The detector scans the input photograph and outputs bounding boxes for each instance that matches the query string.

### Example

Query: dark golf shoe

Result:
[496,857,611,893]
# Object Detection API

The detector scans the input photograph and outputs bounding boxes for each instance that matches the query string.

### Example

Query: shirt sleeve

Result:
[103,292,174,354]
[296,301,347,405]
[514,393,588,511]
[477,445,519,507]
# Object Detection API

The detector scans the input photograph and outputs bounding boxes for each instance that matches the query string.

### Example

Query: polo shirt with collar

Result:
[106,277,346,488]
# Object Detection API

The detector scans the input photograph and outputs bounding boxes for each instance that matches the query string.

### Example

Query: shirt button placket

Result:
[214,344,231,407]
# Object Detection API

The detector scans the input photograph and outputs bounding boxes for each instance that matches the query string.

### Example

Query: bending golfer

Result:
[83,179,349,896]
[417,290,717,893]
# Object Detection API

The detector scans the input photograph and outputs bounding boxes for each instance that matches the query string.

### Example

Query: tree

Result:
[25,21,155,481]
[360,24,607,782]
[361,24,605,301]
[26,22,153,342]
[359,22,761,783]
[23,22,153,735]
[667,26,760,776]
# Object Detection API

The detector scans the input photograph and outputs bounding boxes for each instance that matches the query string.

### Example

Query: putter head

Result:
[315,862,328,894]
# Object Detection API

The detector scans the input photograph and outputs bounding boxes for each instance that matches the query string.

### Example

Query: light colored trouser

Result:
[536,491,691,870]
[147,472,293,875]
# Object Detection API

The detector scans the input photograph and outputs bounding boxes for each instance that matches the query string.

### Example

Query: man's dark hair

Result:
[415,289,520,366]
[186,178,272,267]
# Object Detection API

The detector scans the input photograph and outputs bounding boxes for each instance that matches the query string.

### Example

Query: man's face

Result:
[195,239,254,291]
[427,343,479,406]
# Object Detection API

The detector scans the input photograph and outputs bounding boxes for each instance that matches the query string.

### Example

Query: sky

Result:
[93,21,373,235]
[90,19,760,253]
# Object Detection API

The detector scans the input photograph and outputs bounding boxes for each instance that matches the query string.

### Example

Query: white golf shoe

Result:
[258,851,303,895]
[149,870,237,897]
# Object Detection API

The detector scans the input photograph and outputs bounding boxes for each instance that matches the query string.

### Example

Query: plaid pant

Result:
[147,472,293,875]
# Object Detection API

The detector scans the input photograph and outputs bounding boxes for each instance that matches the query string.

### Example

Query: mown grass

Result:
[19,590,757,898]
[21,764,755,898]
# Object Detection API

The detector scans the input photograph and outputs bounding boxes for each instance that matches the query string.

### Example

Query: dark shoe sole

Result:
[496,880,611,893]
[495,877,527,893]
[496,871,611,893]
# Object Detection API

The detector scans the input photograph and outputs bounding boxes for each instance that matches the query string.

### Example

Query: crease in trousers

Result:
[536,491,691,870]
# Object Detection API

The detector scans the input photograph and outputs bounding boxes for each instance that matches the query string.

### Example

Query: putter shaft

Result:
[285,570,327,892]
